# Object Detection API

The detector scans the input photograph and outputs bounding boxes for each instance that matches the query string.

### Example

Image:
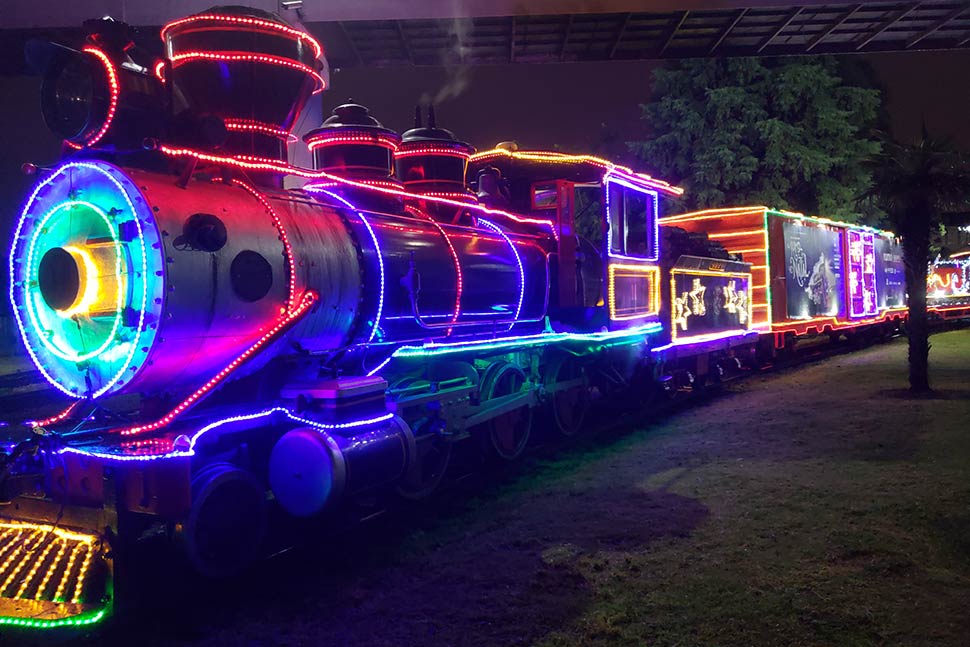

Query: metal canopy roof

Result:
[0,1,968,74]
[318,2,970,68]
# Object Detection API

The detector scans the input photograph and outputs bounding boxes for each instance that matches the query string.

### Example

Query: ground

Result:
[5,329,970,646]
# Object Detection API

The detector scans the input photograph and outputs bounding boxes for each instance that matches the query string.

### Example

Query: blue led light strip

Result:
[58,408,395,463]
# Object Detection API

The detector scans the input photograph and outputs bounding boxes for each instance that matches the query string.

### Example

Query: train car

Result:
[927,257,970,320]
[660,207,908,354]
[0,7,756,631]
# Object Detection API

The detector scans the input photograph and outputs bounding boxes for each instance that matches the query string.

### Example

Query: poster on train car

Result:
[782,219,845,319]
[671,267,750,338]
[875,236,906,308]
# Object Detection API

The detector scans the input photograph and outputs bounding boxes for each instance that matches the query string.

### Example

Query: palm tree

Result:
[863,134,970,393]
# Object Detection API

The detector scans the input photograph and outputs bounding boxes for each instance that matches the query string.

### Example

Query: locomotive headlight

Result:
[39,47,116,146]
[9,161,165,399]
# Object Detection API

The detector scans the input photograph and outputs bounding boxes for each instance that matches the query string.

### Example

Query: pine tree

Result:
[629,57,881,222]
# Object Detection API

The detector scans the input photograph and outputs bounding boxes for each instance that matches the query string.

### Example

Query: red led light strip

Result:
[158,146,558,233]
[306,133,400,151]
[406,205,462,332]
[170,51,325,93]
[33,401,80,428]
[420,191,477,201]
[232,179,298,310]
[117,291,317,437]
[153,59,166,83]
[225,119,297,143]
[161,13,324,59]
[64,47,119,150]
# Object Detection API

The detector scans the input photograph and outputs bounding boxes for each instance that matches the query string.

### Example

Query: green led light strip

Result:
[0,607,106,630]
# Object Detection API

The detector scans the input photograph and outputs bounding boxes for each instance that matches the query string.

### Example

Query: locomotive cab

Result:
[467,149,676,332]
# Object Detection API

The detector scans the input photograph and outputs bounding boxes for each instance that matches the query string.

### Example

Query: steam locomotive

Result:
[0,7,907,630]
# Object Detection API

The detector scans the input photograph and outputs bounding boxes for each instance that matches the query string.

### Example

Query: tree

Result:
[629,58,882,222]
[862,134,970,393]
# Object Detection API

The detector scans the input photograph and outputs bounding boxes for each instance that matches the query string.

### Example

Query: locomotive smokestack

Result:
[427,104,437,129]
[414,105,422,128]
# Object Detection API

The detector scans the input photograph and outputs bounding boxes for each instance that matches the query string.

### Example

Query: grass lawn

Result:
[534,329,970,646]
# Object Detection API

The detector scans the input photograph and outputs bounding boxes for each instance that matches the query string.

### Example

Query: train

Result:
[0,7,911,630]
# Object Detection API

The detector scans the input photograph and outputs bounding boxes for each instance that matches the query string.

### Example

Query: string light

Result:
[0,522,103,629]
[306,132,400,151]
[605,177,660,262]
[161,13,324,59]
[9,162,157,400]
[63,47,118,149]
[111,292,317,437]
[607,263,660,321]
[651,329,760,354]
[225,119,298,142]
[22,201,123,363]
[479,218,525,329]
[159,146,559,235]
[469,148,683,196]
[58,407,395,462]
[406,205,462,332]
[169,52,325,93]
[669,268,752,341]
[231,180,297,310]
[311,189,385,343]
[395,147,470,159]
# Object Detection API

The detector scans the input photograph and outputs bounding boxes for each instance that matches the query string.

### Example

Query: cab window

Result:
[608,182,656,259]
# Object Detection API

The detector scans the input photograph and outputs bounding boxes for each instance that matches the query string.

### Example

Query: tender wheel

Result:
[479,362,533,461]
[545,355,590,437]
[182,462,267,578]
[397,426,452,500]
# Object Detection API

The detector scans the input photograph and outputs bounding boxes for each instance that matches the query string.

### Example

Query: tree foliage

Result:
[630,58,882,222]
[862,134,970,392]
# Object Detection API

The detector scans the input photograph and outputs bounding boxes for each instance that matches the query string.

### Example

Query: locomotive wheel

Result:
[479,362,533,461]
[397,428,452,500]
[181,462,267,578]
[545,355,590,437]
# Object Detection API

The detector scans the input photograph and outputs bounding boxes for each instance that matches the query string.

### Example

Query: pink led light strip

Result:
[170,51,325,93]
[117,291,317,437]
[65,48,119,150]
[395,147,470,159]
[162,13,324,59]
[158,146,558,235]
[306,133,400,151]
